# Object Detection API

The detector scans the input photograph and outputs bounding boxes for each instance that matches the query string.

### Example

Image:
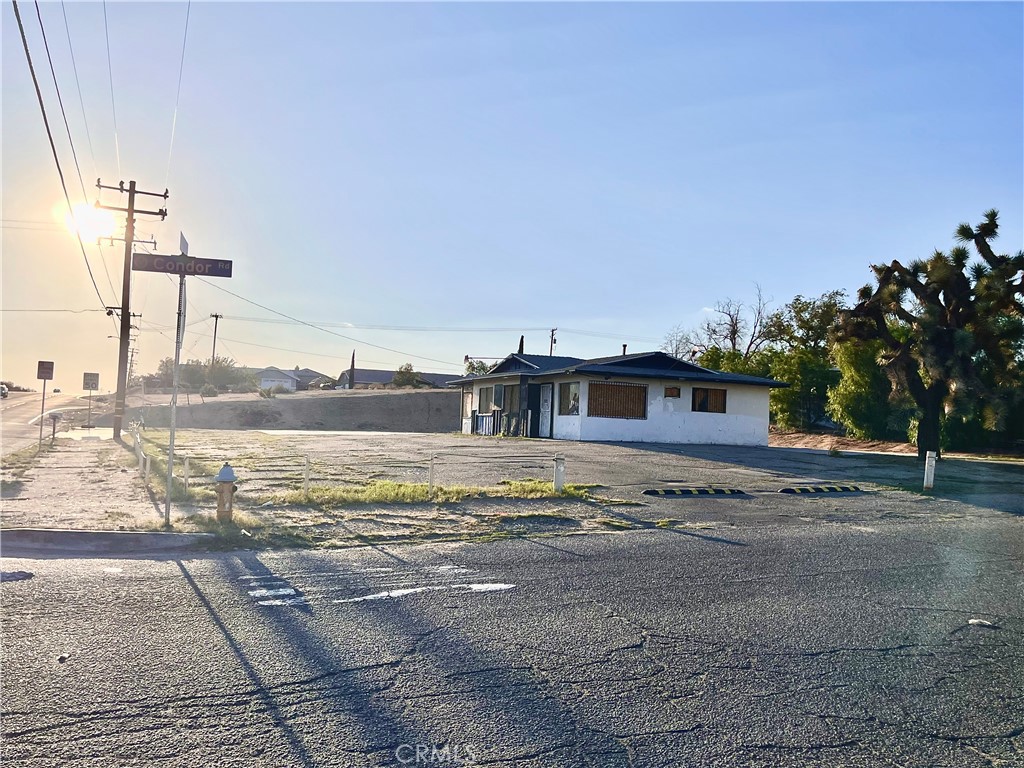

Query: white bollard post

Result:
[553,457,565,492]
[923,450,936,490]
[303,455,310,494]
[183,456,190,490]
[428,455,435,496]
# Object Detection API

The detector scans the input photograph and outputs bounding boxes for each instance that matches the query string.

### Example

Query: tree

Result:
[464,359,492,376]
[833,210,1024,458]
[769,349,839,430]
[662,285,774,360]
[392,363,419,388]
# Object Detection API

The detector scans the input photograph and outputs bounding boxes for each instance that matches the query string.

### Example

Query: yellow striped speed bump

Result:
[643,488,745,496]
[779,485,861,494]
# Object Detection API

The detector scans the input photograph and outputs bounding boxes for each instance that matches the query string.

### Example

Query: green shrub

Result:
[200,384,218,397]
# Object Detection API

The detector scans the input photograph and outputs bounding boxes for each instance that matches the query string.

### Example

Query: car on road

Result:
[1,384,7,398]
[52,388,61,393]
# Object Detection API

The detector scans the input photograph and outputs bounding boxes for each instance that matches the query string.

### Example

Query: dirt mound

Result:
[769,429,916,454]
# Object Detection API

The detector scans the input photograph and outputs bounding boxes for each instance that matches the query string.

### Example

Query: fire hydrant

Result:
[215,463,238,523]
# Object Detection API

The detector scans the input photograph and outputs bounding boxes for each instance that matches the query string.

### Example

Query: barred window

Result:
[692,387,726,413]
[588,382,647,419]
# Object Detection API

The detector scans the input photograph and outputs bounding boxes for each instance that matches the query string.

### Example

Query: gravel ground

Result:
[1,428,1020,549]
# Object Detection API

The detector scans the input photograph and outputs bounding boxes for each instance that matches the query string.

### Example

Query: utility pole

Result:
[97,179,167,441]
[210,313,222,364]
[549,328,557,356]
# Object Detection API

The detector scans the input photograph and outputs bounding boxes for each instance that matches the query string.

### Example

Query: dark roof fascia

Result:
[567,365,786,388]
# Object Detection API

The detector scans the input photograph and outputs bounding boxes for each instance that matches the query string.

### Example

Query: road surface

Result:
[0,392,90,456]
[3,516,1021,767]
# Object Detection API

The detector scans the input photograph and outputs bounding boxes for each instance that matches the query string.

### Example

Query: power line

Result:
[34,1,86,200]
[34,0,118,301]
[164,0,191,190]
[101,0,120,176]
[11,0,108,310]
[1,308,108,313]
[220,314,552,333]
[194,277,462,368]
[60,0,97,180]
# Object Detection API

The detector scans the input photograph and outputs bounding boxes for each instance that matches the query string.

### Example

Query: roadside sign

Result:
[131,251,232,278]
[37,360,54,380]
[83,372,100,391]
[179,232,189,256]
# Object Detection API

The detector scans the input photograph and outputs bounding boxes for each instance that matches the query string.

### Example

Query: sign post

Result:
[132,245,233,525]
[37,361,54,448]
[83,372,99,428]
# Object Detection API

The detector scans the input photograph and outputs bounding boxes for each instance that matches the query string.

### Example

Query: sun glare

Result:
[65,203,117,242]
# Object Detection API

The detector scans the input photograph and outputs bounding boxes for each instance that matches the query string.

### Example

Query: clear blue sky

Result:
[3,1,1022,389]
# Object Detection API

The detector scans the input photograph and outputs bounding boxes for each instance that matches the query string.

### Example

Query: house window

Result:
[479,386,493,412]
[588,382,647,419]
[692,387,726,413]
[505,384,520,414]
[558,382,580,415]
[665,386,681,398]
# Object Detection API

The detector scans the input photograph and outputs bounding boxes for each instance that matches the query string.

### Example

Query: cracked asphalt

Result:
[3,512,1022,767]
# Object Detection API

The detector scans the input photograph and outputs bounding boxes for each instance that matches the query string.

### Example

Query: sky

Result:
[3,1,1022,392]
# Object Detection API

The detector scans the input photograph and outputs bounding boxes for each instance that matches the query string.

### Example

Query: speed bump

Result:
[643,488,745,496]
[778,485,861,494]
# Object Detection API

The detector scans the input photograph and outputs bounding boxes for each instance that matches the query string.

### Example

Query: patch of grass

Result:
[271,479,597,508]
[595,517,634,529]
[655,518,677,528]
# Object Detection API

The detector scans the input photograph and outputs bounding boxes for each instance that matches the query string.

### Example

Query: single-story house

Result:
[252,366,300,392]
[450,351,787,446]
[336,368,462,389]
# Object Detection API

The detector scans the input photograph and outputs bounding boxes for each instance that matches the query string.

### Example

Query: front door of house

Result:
[539,383,552,438]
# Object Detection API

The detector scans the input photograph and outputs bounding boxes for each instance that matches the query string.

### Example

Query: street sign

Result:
[37,361,54,380]
[179,232,189,256]
[83,372,100,391]
[131,251,232,278]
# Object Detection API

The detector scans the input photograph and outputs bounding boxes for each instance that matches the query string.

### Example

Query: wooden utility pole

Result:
[210,313,223,364]
[97,179,167,441]
[549,328,557,356]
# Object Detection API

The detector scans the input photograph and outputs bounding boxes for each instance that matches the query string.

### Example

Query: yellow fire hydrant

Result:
[215,463,238,523]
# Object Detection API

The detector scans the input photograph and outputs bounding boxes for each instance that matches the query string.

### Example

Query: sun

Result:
[65,203,117,242]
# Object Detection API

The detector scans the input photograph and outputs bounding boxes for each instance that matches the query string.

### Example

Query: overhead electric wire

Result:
[11,0,110,313]
[194,277,462,368]
[163,0,191,191]
[34,1,86,199]
[221,314,551,333]
[169,330,428,369]
[1,308,108,313]
[60,0,97,180]
[34,0,117,300]
[101,0,120,177]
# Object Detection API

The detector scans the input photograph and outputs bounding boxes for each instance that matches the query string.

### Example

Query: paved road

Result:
[0,392,87,456]
[3,516,1021,767]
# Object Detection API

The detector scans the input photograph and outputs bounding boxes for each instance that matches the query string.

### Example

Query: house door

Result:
[539,384,552,438]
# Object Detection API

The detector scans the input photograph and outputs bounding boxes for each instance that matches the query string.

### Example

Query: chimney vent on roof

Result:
[622,344,627,355]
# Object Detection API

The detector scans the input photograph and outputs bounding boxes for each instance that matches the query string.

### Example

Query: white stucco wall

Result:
[259,375,297,392]
[465,375,772,445]
[576,378,770,446]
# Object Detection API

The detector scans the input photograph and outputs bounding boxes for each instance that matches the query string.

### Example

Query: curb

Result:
[778,485,862,494]
[643,488,745,496]
[0,528,215,556]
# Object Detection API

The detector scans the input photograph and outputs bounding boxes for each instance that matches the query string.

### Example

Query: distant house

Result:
[252,367,300,392]
[450,351,787,446]
[244,366,329,392]
[291,367,329,391]
[336,368,461,390]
